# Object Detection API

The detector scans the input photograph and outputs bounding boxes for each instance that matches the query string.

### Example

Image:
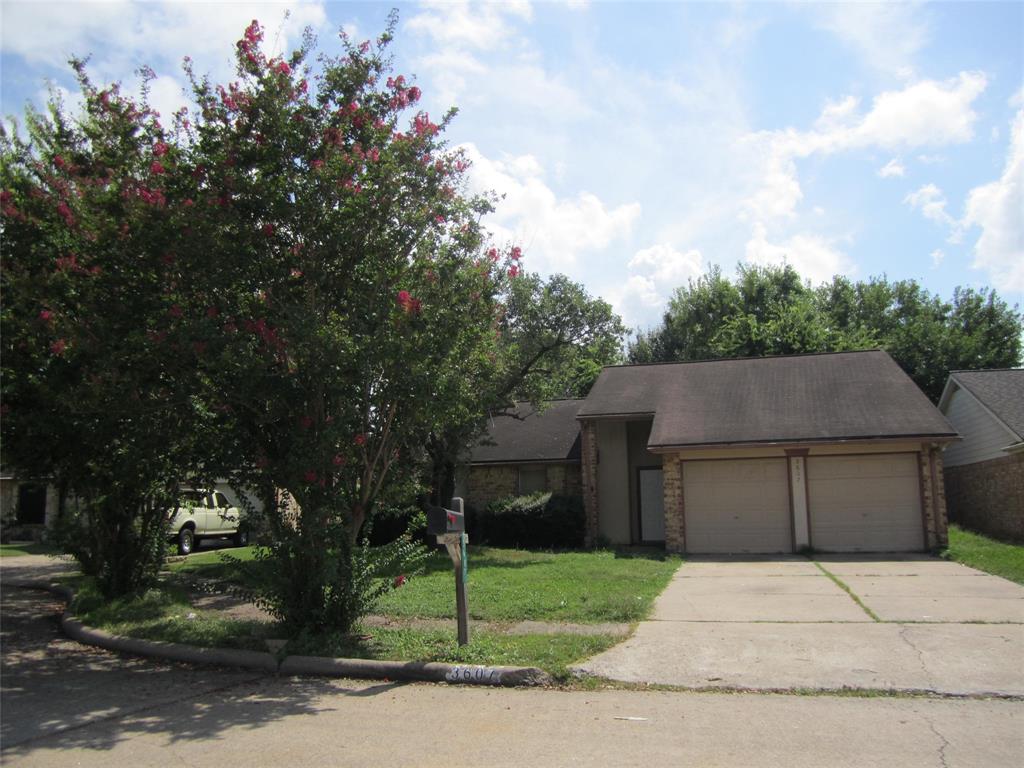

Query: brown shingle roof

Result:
[579,350,957,449]
[469,400,582,464]
[950,369,1024,440]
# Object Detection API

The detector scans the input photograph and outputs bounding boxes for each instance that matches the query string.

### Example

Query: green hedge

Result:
[468,492,585,549]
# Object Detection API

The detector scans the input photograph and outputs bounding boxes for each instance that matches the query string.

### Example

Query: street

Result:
[2,585,1021,767]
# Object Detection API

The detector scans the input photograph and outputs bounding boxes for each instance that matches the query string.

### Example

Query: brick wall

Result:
[580,420,599,547]
[465,463,584,512]
[944,452,1024,542]
[663,453,685,553]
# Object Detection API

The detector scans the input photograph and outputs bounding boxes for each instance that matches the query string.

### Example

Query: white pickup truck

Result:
[168,489,249,555]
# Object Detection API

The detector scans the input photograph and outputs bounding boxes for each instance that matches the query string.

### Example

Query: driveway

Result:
[575,555,1024,695]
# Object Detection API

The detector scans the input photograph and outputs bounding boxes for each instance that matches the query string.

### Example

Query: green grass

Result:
[166,545,259,581]
[0,541,63,558]
[813,561,882,622]
[376,546,681,623]
[943,525,1024,585]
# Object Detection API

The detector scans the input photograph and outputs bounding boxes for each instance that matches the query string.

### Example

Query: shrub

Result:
[471,492,585,549]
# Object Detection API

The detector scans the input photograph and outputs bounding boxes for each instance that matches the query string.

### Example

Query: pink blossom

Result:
[50,339,67,356]
[407,86,421,103]
[54,155,66,169]
[367,147,380,162]
[359,40,371,54]
[150,161,165,175]
[487,247,499,262]
[332,454,346,466]
[510,246,522,260]
[153,142,169,157]
[311,159,324,170]
[435,215,445,224]
[303,470,317,483]
[509,265,520,278]
[354,433,367,447]
[262,223,275,237]
[168,304,184,318]
[39,309,54,322]
[206,306,219,318]
[56,201,74,227]
[290,268,303,278]
[183,198,194,207]
[393,574,407,588]
[276,61,290,76]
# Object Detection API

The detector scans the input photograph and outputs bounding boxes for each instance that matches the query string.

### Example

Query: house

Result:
[938,369,1024,541]
[467,350,957,554]
[459,399,583,509]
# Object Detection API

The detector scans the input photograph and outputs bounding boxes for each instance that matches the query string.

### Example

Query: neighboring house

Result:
[459,399,583,510]
[938,369,1024,541]
[0,470,60,540]
[578,349,956,554]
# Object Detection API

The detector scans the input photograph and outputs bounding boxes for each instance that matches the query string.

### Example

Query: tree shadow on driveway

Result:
[1,586,406,758]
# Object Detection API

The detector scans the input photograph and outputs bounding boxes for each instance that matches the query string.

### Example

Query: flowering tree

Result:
[0,66,219,595]
[173,18,516,632]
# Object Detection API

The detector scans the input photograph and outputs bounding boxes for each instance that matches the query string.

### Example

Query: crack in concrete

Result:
[898,625,937,691]
[921,711,952,768]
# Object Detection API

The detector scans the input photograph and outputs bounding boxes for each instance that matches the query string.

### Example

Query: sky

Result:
[2,1,1022,332]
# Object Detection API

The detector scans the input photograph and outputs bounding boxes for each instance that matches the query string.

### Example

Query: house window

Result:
[518,466,547,495]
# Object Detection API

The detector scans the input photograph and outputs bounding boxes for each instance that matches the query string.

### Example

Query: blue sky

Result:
[2,1,1021,331]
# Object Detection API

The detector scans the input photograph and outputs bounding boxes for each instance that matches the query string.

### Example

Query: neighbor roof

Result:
[469,400,582,464]
[579,350,957,450]
[948,369,1024,440]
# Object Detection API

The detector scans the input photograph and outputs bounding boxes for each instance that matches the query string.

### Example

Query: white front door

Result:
[638,468,665,542]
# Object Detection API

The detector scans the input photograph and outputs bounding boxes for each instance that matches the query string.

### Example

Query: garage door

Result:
[808,454,924,552]
[683,459,792,553]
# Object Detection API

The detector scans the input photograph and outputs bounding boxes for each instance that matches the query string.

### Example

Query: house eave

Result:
[647,433,960,454]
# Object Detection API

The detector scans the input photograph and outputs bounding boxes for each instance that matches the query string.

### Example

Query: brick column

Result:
[663,453,685,553]
[919,444,950,550]
[580,420,600,547]
[929,446,949,548]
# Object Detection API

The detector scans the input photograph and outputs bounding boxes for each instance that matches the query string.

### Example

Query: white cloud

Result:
[407,0,531,50]
[744,223,853,285]
[459,143,641,274]
[744,72,987,222]
[877,158,906,178]
[812,2,930,79]
[606,243,703,326]
[628,244,704,286]
[930,249,945,268]
[962,109,1024,291]
[904,184,956,229]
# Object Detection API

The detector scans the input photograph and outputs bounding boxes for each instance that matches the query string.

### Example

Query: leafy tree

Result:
[629,266,1022,401]
[1,65,216,596]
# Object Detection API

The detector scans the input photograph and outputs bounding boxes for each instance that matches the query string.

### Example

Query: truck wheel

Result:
[177,526,196,555]
[232,529,249,547]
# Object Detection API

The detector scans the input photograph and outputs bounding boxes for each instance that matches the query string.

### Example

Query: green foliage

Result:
[943,524,1024,584]
[470,492,586,549]
[629,264,1022,401]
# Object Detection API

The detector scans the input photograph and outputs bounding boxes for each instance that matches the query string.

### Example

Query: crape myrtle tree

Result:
[179,18,515,633]
[0,67,218,596]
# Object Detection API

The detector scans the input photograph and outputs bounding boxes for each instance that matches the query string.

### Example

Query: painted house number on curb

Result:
[445,666,503,685]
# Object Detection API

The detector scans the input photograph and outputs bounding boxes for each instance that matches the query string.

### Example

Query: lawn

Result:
[943,524,1024,585]
[75,545,681,679]
[0,542,63,558]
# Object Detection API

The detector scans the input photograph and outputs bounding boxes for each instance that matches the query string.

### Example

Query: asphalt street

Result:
[2,584,1022,767]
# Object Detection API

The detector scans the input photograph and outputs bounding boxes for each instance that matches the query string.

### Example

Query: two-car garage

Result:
[680,453,925,554]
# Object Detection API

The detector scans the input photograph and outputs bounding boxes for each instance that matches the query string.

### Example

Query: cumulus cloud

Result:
[628,244,704,287]
[459,143,641,274]
[878,158,906,178]
[407,0,532,50]
[930,249,945,268]
[962,109,1024,291]
[904,184,957,229]
[744,223,853,286]
[811,2,930,79]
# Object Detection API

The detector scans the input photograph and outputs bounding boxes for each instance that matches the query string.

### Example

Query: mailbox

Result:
[427,504,465,535]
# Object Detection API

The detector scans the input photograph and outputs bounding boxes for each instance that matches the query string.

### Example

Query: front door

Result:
[638,468,665,543]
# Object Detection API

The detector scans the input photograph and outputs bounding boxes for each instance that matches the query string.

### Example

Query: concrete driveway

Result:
[575,555,1024,695]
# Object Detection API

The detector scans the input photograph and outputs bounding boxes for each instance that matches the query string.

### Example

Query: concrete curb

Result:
[6,579,552,688]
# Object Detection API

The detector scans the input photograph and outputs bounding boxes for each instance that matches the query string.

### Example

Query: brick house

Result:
[578,350,956,553]
[938,369,1024,541]
[459,399,583,510]
[464,351,957,554]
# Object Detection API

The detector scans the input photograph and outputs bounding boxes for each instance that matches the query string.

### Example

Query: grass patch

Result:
[166,545,259,582]
[70,578,272,653]
[376,546,681,623]
[0,542,63,558]
[813,561,881,622]
[943,525,1024,585]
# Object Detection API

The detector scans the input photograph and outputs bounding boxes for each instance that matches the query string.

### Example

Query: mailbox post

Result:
[427,497,469,646]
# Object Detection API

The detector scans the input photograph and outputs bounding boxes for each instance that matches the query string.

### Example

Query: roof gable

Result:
[948,369,1024,441]
[580,350,956,449]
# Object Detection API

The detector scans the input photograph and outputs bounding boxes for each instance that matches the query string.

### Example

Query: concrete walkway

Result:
[575,555,1024,695]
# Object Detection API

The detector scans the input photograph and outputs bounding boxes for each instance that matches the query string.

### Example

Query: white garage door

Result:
[683,459,792,554]
[808,454,924,552]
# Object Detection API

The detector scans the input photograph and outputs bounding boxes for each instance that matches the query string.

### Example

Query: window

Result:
[213,492,230,509]
[518,467,547,495]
